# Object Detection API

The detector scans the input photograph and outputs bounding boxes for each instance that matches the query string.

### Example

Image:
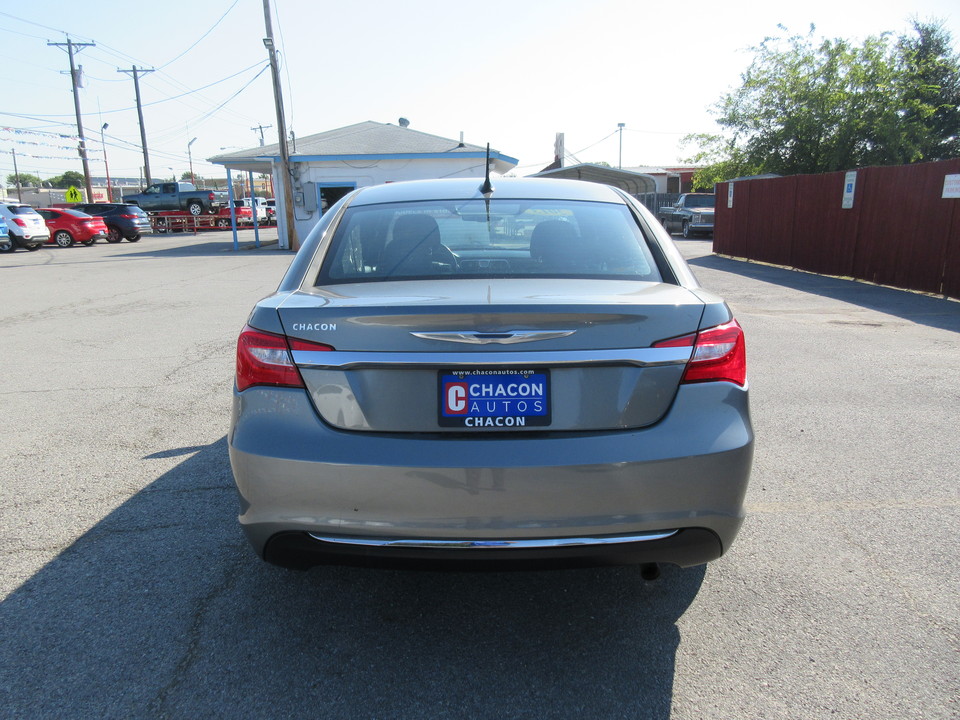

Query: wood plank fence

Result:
[713,159,960,298]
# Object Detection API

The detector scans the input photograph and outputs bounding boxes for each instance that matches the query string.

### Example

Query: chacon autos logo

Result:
[440,369,550,428]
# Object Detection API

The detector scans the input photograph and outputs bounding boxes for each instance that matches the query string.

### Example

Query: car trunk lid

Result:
[277,279,704,433]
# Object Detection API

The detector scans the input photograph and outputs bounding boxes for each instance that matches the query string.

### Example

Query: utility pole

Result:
[187,137,197,186]
[11,149,22,202]
[262,0,299,251]
[118,66,155,187]
[251,123,272,146]
[100,123,113,201]
[618,123,625,169]
[48,37,95,202]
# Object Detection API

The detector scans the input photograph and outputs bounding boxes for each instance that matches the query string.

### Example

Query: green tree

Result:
[898,19,960,160]
[47,171,85,188]
[684,21,960,185]
[6,173,42,187]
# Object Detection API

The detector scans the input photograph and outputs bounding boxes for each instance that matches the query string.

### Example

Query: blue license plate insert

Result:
[438,369,550,428]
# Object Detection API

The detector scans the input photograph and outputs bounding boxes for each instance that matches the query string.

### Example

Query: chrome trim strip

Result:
[410,330,577,345]
[306,530,679,549]
[292,346,692,370]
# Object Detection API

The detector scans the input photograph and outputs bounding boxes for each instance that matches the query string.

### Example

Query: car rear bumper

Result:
[13,232,49,244]
[229,382,753,569]
[262,527,724,570]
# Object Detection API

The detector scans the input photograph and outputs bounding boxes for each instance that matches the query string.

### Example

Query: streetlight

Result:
[101,123,113,201]
[187,137,198,187]
[617,123,625,169]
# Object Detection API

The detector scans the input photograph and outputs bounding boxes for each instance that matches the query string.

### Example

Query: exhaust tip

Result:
[640,563,661,581]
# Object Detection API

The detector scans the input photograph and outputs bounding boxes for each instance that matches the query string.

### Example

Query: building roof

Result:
[533,163,657,195]
[207,121,518,174]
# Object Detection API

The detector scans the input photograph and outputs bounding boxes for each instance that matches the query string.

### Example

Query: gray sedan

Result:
[229,177,753,574]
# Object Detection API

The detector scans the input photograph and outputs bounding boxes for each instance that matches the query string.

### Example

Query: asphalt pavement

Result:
[1,229,957,719]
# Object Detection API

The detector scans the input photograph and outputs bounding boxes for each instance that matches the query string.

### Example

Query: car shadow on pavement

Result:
[0,437,705,719]
[688,254,960,334]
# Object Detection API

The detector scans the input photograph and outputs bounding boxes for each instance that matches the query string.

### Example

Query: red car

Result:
[36,208,109,247]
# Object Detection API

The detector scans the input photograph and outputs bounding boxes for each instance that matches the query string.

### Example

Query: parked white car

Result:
[232,198,269,223]
[0,203,49,251]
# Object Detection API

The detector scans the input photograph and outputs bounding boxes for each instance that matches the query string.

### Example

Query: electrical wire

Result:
[157,0,240,70]
[0,61,268,120]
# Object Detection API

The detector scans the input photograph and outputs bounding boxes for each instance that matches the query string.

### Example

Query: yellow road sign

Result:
[65,186,83,203]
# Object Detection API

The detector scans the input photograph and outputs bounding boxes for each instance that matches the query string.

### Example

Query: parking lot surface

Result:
[1,231,958,719]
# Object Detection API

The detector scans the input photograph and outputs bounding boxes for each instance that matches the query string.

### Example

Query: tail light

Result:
[208,192,216,202]
[654,319,746,386]
[12,218,26,227]
[119,214,139,219]
[236,325,333,391]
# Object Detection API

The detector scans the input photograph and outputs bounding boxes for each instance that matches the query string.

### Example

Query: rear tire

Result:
[126,234,141,242]
[0,234,14,253]
[81,238,96,246]
[25,243,43,251]
[54,230,74,248]
[187,201,203,216]
[106,226,123,243]
[217,217,231,228]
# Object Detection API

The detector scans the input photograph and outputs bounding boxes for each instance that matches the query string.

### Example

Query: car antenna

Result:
[480,143,494,195]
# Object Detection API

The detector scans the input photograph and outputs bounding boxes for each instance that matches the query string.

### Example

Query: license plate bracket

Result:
[438,369,550,428]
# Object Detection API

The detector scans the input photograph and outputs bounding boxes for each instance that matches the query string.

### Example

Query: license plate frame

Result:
[438,368,551,428]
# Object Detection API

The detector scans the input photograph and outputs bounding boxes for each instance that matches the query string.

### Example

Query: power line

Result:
[157,0,241,69]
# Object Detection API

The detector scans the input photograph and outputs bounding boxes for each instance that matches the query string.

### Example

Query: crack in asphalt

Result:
[147,551,246,718]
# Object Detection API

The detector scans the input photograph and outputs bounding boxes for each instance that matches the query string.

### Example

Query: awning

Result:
[533,164,657,195]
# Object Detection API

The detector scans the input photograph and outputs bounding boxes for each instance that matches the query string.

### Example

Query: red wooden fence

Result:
[714,159,960,298]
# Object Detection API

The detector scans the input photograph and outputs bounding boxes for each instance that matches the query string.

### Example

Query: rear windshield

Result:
[316,199,662,284]
[117,205,148,216]
[5,205,37,215]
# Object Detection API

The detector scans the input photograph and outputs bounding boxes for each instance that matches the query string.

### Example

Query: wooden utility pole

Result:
[262,0,299,251]
[251,123,272,146]
[118,66,155,187]
[11,149,22,202]
[48,37,95,202]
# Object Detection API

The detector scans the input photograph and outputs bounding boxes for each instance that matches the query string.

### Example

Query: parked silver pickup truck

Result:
[658,193,715,237]
[123,182,228,216]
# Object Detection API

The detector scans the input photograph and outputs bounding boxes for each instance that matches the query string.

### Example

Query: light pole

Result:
[618,123,625,169]
[101,123,113,202]
[187,137,197,187]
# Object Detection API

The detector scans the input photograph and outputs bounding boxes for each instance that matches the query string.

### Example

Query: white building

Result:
[208,120,517,249]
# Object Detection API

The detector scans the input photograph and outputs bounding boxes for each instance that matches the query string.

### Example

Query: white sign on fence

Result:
[943,174,960,199]
[727,182,734,208]
[841,171,857,209]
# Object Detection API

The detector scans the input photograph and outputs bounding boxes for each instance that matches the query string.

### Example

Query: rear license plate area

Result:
[439,369,550,428]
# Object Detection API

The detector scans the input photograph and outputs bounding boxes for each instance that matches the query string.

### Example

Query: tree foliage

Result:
[6,173,42,187]
[46,171,85,188]
[685,20,960,187]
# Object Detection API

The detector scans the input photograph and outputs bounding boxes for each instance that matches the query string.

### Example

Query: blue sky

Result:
[1,0,958,184]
